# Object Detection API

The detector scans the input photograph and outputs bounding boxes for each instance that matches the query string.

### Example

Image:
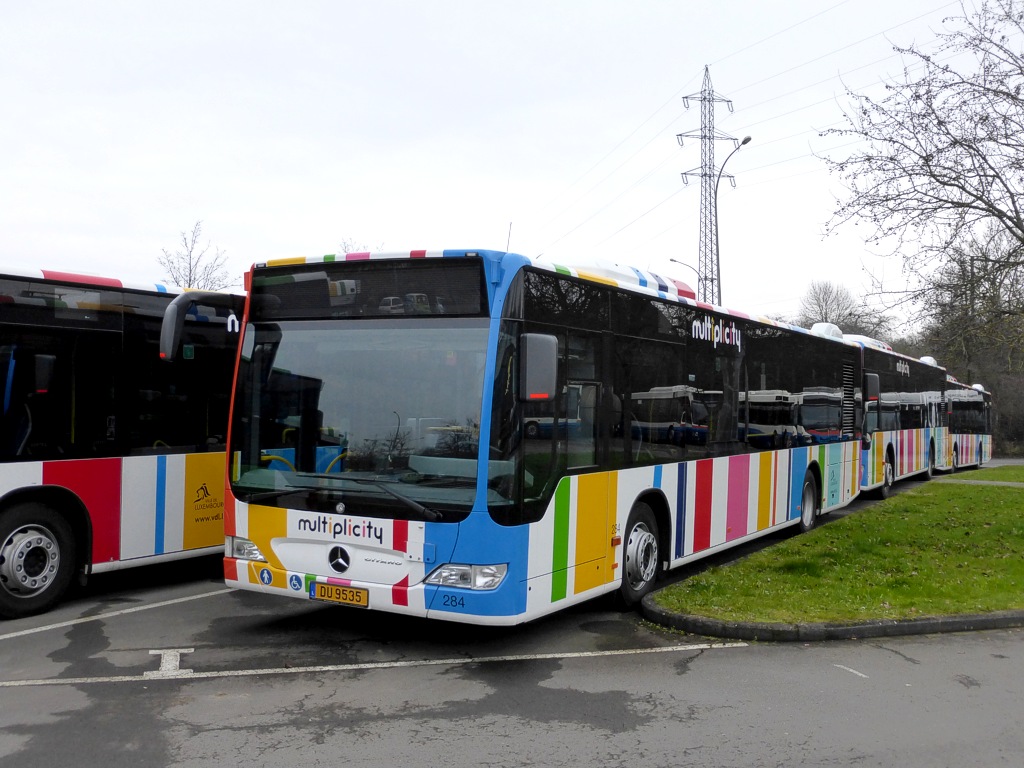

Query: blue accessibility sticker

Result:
[289,574,303,591]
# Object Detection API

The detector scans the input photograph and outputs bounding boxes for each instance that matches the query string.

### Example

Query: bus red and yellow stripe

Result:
[1,453,224,569]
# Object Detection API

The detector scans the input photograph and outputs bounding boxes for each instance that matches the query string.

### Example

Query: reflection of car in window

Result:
[378,296,404,314]
[404,293,430,314]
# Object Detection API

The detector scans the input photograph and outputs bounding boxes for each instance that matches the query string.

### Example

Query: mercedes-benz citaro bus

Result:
[161,250,870,626]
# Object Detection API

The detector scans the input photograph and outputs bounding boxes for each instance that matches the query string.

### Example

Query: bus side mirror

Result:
[864,373,880,406]
[519,333,557,403]
[160,291,237,362]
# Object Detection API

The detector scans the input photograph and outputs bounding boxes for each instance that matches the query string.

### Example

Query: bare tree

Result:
[796,280,892,337]
[337,237,383,255]
[158,221,232,290]
[822,0,1024,306]
[914,223,1024,453]
[918,223,1024,372]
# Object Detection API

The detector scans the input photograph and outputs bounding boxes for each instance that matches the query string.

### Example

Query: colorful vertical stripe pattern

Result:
[0,454,228,568]
[546,472,618,603]
[862,428,937,488]
[948,433,993,468]
[672,449,805,559]
[530,443,860,613]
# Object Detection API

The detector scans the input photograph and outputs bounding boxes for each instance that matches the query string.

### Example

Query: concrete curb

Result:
[640,594,1024,642]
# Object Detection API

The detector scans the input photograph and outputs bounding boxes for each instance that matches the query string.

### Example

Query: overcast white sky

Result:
[1,0,964,320]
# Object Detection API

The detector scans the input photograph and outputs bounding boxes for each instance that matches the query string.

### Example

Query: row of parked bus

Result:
[0,255,994,622]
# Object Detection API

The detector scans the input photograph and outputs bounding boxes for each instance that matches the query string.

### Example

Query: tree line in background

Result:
[815,0,1024,455]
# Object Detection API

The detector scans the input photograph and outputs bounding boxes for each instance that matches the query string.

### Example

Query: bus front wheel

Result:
[0,503,77,619]
[618,502,660,606]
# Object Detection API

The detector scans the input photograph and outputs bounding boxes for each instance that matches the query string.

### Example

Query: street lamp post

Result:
[669,258,699,292]
[712,135,751,305]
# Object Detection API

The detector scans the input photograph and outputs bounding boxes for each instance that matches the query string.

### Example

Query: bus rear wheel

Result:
[878,455,895,499]
[618,502,660,606]
[0,503,76,619]
[799,471,819,533]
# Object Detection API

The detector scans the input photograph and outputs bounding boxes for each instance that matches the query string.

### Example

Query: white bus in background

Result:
[740,390,805,449]
[629,385,718,448]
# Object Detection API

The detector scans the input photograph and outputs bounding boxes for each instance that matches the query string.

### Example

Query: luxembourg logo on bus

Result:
[192,482,221,513]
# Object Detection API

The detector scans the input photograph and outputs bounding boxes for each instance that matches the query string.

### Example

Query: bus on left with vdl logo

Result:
[0,267,241,619]
[159,250,982,626]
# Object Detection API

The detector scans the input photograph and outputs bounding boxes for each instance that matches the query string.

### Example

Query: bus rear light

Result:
[426,563,508,590]
[227,536,267,563]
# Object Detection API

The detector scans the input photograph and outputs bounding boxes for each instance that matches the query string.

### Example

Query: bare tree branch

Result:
[796,280,893,337]
[822,0,1024,280]
[157,220,232,290]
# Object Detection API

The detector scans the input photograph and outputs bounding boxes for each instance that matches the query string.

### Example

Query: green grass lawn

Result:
[650,466,1024,624]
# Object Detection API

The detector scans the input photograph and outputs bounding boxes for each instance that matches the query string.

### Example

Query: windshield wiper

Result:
[374,483,443,522]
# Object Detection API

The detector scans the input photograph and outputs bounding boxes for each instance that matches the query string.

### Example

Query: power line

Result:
[538,2,958,252]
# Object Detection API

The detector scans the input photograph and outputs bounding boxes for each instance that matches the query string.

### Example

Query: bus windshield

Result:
[230,317,490,521]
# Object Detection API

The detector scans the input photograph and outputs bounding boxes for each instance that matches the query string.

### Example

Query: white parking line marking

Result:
[0,589,233,643]
[834,664,869,678]
[145,648,195,678]
[0,641,748,688]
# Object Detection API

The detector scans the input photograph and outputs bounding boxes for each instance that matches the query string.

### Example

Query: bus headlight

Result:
[425,563,508,590]
[227,536,267,563]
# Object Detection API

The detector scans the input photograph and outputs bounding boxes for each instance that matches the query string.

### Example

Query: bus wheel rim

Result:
[625,522,657,590]
[0,525,61,599]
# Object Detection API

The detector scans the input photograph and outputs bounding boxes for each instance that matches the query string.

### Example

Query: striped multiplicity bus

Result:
[822,330,950,496]
[163,250,872,625]
[0,268,241,618]
[945,376,993,470]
